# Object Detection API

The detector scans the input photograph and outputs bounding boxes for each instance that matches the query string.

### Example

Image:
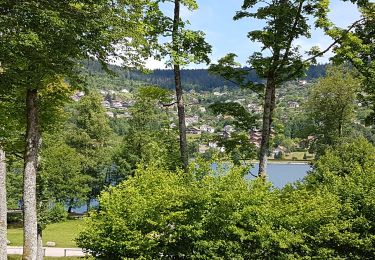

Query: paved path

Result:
[7,246,86,257]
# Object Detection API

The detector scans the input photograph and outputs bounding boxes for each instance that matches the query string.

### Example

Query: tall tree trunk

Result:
[67,198,74,214]
[172,0,188,171]
[258,78,276,177]
[86,199,91,212]
[23,89,40,260]
[0,148,7,260]
[36,226,43,260]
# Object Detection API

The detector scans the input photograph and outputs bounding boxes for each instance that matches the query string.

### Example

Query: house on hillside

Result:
[198,144,209,154]
[223,125,235,133]
[102,100,111,108]
[112,101,123,109]
[288,101,300,108]
[71,91,85,102]
[200,125,215,133]
[105,111,114,118]
[199,106,206,113]
[187,127,201,135]
[273,145,287,158]
[248,103,263,114]
[298,80,307,86]
[249,128,276,148]
[249,129,262,148]
[185,115,199,126]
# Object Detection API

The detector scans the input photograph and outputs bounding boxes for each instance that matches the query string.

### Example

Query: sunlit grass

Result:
[7,219,84,248]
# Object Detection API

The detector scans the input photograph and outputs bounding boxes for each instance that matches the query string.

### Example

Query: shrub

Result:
[77,140,375,259]
[76,163,353,259]
[302,138,375,258]
[46,203,68,223]
[274,151,284,160]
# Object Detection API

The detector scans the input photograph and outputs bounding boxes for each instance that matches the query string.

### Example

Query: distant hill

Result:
[83,61,327,91]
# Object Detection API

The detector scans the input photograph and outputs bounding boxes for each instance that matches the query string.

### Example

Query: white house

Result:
[185,115,199,126]
[288,101,300,109]
[102,100,111,108]
[200,125,215,133]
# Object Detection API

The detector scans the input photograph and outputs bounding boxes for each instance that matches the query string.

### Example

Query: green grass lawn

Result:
[268,151,315,161]
[7,219,84,248]
[283,151,315,161]
[8,256,90,260]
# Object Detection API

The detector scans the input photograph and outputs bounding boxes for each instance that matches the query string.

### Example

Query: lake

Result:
[246,162,311,188]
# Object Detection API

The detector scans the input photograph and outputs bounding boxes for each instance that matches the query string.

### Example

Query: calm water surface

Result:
[246,163,311,188]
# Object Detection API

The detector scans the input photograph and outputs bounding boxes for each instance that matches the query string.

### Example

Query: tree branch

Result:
[278,0,305,69]
[304,18,365,63]
[284,18,366,81]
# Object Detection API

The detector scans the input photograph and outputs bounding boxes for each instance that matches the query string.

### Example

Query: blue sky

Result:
[146,0,361,69]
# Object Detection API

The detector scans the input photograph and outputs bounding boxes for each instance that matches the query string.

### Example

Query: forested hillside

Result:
[84,60,327,91]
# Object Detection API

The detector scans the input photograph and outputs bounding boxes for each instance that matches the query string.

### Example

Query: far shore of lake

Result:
[249,160,311,165]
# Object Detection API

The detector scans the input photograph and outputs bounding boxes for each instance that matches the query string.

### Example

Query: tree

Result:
[306,65,360,154]
[302,138,375,258]
[154,0,211,171]
[39,134,89,213]
[0,81,25,260]
[209,0,358,177]
[327,2,374,124]
[209,102,258,167]
[115,86,181,178]
[65,92,116,211]
[0,148,6,259]
[0,1,156,258]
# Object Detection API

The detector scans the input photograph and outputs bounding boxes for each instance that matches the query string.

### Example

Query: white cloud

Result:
[145,58,166,70]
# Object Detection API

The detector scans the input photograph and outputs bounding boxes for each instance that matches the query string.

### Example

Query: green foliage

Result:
[328,3,375,125]
[209,102,257,165]
[302,138,375,258]
[306,65,360,154]
[153,0,212,67]
[45,203,68,224]
[284,112,315,140]
[77,155,375,259]
[210,0,329,88]
[65,92,118,203]
[209,102,257,131]
[6,161,23,210]
[209,54,265,93]
[0,0,155,88]
[68,92,112,145]
[39,134,90,209]
[115,87,181,178]
[274,151,285,160]
[83,60,327,92]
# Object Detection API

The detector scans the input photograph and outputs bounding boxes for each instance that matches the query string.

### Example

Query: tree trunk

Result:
[172,0,188,172]
[23,89,40,260]
[0,148,7,260]
[258,78,276,178]
[36,226,43,260]
[86,199,91,212]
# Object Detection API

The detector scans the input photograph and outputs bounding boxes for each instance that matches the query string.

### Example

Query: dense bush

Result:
[302,138,375,259]
[46,203,68,223]
[77,139,375,259]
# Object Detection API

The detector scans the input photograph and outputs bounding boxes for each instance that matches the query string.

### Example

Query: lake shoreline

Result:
[250,160,311,165]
